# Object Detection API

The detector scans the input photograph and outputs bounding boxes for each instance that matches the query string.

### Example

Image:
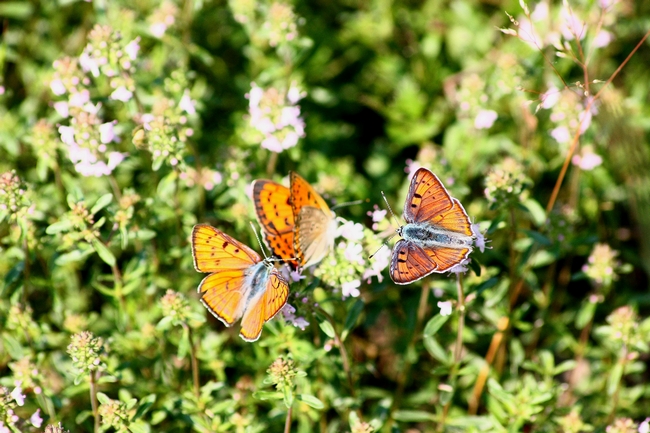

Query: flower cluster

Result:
[45,422,70,433]
[263,2,299,47]
[571,144,603,171]
[605,306,639,347]
[160,290,192,324]
[0,170,33,223]
[5,304,40,344]
[450,73,498,130]
[314,219,390,299]
[148,1,178,38]
[582,243,619,287]
[0,386,22,432]
[98,397,131,432]
[605,417,637,433]
[134,70,196,170]
[245,82,306,153]
[67,331,106,375]
[9,358,43,396]
[179,166,223,191]
[267,356,297,390]
[113,189,141,234]
[280,303,309,330]
[539,86,598,146]
[484,157,532,208]
[27,119,60,174]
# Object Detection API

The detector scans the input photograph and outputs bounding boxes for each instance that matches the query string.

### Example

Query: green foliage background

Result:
[1,0,650,431]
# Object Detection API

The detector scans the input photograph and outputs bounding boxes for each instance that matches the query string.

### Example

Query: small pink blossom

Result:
[99,122,116,144]
[437,301,452,316]
[594,30,613,48]
[342,279,361,298]
[79,52,100,77]
[10,386,25,406]
[179,90,196,115]
[363,246,389,283]
[572,147,602,171]
[471,223,488,253]
[540,87,560,109]
[30,409,43,428]
[371,209,387,222]
[110,86,133,102]
[150,22,167,38]
[69,89,90,108]
[343,242,364,265]
[107,152,126,170]
[474,109,498,129]
[560,6,586,41]
[551,126,571,144]
[58,126,76,145]
[449,259,470,274]
[125,37,140,60]
[50,79,66,96]
[54,101,69,118]
[338,220,364,241]
[281,303,309,330]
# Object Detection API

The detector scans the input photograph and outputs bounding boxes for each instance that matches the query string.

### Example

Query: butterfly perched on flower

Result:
[191,224,289,342]
[389,168,475,284]
[252,172,337,269]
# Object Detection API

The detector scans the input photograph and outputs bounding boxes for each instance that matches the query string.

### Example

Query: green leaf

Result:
[128,420,150,433]
[55,249,93,265]
[319,320,336,339]
[521,198,546,226]
[46,220,73,234]
[607,362,623,396]
[296,394,324,409]
[575,300,597,330]
[75,410,93,424]
[423,314,449,337]
[91,193,114,214]
[423,334,449,364]
[392,410,436,422]
[151,410,166,425]
[91,239,116,267]
[342,299,364,339]
[253,391,284,400]
[97,392,111,405]
[0,2,33,18]
[177,326,190,359]
[521,229,551,247]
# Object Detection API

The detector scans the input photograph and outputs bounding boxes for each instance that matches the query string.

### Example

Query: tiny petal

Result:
[54,101,69,118]
[11,386,25,406]
[110,86,133,102]
[99,122,116,144]
[437,301,452,316]
[50,79,66,96]
[30,409,43,428]
[179,90,196,115]
[474,109,498,129]
[125,37,141,60]
[58,125,77,145]
[150,23,168,38]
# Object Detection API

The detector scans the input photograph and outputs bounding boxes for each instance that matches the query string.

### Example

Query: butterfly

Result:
[191,224,289,342]
[390,167,475,285]
[252,172,337,269]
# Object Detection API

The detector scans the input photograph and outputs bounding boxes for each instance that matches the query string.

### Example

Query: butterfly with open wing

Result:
[252,172,337,270]
[390,167,475,285]
[191,224,289,342]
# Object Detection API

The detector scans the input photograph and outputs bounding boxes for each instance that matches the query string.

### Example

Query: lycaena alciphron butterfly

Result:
[191,224,289,341]
[252,179,300,269]
[388,167,475,284]
[252,172,337,270]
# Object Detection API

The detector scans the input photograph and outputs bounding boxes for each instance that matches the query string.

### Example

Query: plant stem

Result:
[316,307,355,398]
[440,275,466,429]
[185,324,201,402]
[607,345,629,424]
[89,370,100,433]
[111,263,127,330]
[284,404,293,433]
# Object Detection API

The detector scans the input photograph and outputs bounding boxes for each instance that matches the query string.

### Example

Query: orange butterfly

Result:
[191,224,289,341]
[390,168,475,284]
[252,172,337,269]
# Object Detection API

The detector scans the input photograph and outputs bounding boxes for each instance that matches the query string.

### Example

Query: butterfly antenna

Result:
[381,191,402,228]
[331,198,368,211]
[369,232,399,259]
[249,221,270,260]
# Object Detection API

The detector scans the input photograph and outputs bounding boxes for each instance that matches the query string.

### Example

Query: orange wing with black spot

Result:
[251,180,298,269]
[289,172,337,268]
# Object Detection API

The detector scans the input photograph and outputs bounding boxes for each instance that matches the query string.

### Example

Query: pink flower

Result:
[54,101,69,118]
[471,223,488,253]
[342,279,361,298]
[69,89,90,107]
[30,409,43,428]
[107,152,126,170]
[594,30,613,48]
[560,6,585,41]
[343,242,364,265]
[110,86,133,102]
[10,386,25,406]
[281,304,309,330]
[125,37,140,60]
[150,22,167,38]
[50,79,66,96]
[540,87,560,109]
[437,301,452,316]
[79,52,100,77]
[58,126,76,145]
[363,246,389,283]
[474,109,498,129]
[371,209,387,222]
[550,126,571,144]
[338,220,364,241]
[99,122,116,144]
[179,90,196,115]
[572,148,602,171]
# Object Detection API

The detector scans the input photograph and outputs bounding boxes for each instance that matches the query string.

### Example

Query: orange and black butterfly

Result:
[191,224,289,341]
[390,168,475,284]
[252,172,337,270]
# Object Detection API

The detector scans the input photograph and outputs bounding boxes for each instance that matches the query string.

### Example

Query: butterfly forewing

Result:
[403,168,455,223]
[290,172,337,268]
[192,224,261,272]
[239,270,289,342]
[251,180,298,267]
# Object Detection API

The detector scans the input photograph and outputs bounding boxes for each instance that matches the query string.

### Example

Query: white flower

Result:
[341,279,361,298]
[11,386,25,406]
[179,90,196,115]
[343,242,364,265]
[338,220,365,241]
[53,101,69,118]
[30,409,43,428]
[99,122,116,144]
[474,109,498,129]
[69,89,90,107]
[540,86,560,109]
[638,418,650,433]
[363,246,389,283]
[150,22,168,38]
[560,6,585,41]
[281,303,309,330]
[58,126,76,145]
[437,301,452,316]
[50,79,66,96]
[471,223,488,253]
[125,37,140,60]
[79,52,100,77]
[371,209,387,222]
[110,86,133,102]
[550,126,571,144]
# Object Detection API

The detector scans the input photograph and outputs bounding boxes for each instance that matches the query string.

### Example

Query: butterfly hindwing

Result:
[239,270,289,342]
[390,239,439,285]
[423,246,472,273]
[251,180,298,268]
[198,270,247,325]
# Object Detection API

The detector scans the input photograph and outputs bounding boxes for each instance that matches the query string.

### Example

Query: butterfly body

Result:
[390,168,475,285]
[192,224,289,342]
